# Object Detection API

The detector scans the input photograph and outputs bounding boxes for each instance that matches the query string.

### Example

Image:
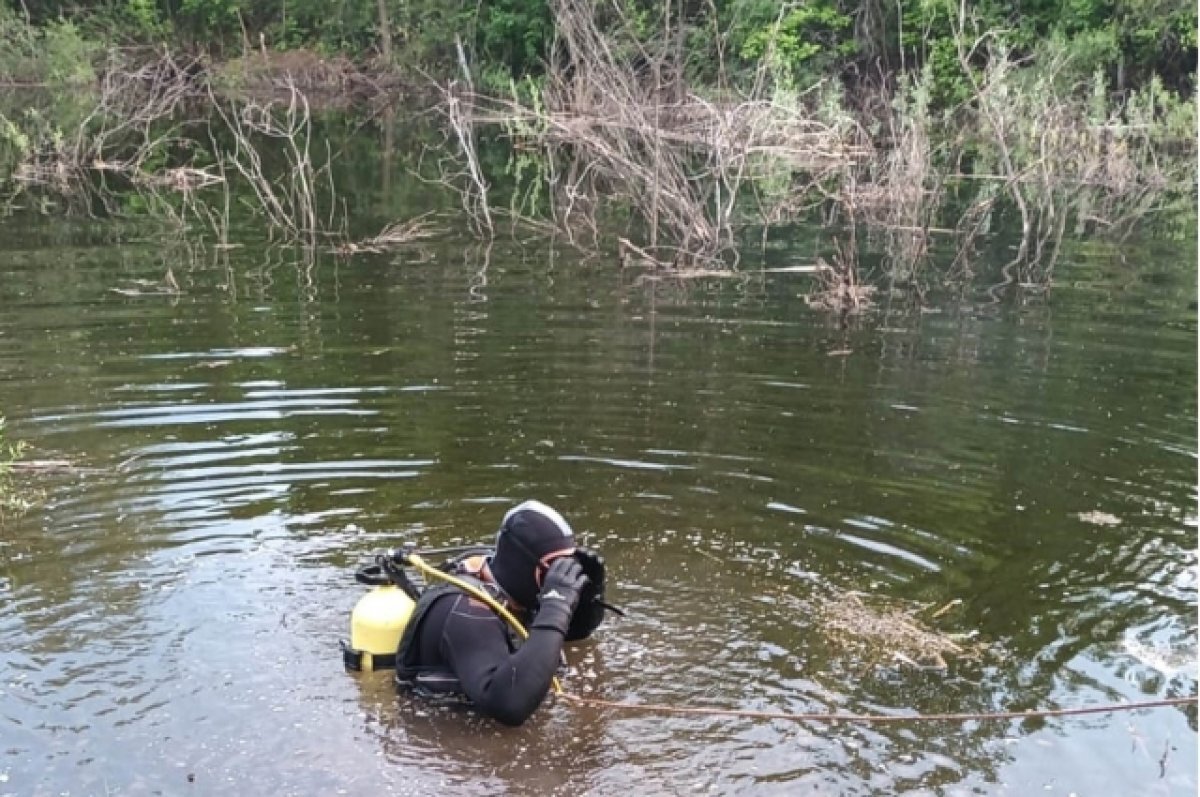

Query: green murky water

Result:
[0,115,1196,796]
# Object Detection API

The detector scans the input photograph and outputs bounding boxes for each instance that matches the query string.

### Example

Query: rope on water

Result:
[558,693,1197,724]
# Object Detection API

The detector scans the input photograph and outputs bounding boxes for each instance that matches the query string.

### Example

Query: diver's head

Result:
[489,500,576,608]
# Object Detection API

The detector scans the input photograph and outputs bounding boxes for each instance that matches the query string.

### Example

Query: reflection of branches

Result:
[241,241,318,302]
[433,0,865,271]
[182,156,234,249]
[210,80,330,249]
[952,9,1032,293]
[77,50,202,164]
[11,50,209,212]
[5,55,367,294]
[298,245,317,302]
[949,3,1178,297]
[842,77,943,289]
[467,240,493,303]
[444,83,494,238]
[215,245,236,300]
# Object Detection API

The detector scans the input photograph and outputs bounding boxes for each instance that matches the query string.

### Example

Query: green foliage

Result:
[1126,75,1198,143]
[390,0,473,69]
[40,18,98,83]
[0,3,38,52]
[2,103,70,156]
[475,0,551,76]
[0,5,99,84]
[0,111,31,184]
[887,0,1196,107]
[123,0,167,39]
[1,0,1193,106]
[738,2,854,74]
[177,0,241,42]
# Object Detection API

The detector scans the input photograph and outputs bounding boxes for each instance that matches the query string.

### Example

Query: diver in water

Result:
[394,500,607,726]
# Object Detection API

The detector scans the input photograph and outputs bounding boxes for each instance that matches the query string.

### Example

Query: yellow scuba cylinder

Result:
[342,554,421,672]
[341,545,553,679]
[345,585,415,672]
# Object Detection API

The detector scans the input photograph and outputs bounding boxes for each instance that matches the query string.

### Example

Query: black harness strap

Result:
[394,572,518,695]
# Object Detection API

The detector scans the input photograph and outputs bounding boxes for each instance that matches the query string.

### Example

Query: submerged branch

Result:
[336,212,442,255]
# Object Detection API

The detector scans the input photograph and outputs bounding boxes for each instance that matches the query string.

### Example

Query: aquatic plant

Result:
[0,417,31,518]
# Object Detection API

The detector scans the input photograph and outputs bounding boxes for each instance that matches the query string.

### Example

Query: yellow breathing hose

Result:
[404,553,563,694]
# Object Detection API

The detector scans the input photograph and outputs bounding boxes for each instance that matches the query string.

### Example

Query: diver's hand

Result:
[530,557,588,635]
[541,556,587,612]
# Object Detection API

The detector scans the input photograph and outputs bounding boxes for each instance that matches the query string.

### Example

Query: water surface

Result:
[0,132,1196,796]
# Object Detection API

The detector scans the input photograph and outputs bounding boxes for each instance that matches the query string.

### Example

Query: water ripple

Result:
[0,233,1193,796]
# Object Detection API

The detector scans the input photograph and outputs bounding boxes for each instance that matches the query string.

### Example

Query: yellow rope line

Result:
[404,553,563,694]
[558,694,1197,724]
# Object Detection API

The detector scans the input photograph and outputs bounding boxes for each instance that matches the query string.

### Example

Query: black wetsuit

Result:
[403,590,566,726]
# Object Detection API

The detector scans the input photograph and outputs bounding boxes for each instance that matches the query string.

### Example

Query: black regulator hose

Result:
[354,563,392,586]
[353,555,421,601]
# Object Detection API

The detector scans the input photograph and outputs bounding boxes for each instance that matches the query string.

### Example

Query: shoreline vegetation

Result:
[0,0,1194,308]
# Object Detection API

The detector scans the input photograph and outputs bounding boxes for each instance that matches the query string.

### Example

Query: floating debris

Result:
[334,213,441,255]
[1077,510,1121,526]
[110,269,180,297]
[815,591,988,671]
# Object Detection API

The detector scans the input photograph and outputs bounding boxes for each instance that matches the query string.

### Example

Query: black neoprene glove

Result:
[530,557,588,636]
[566,547,607,641]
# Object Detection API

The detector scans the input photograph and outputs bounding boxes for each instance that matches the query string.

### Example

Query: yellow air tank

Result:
[344,585,416,672]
